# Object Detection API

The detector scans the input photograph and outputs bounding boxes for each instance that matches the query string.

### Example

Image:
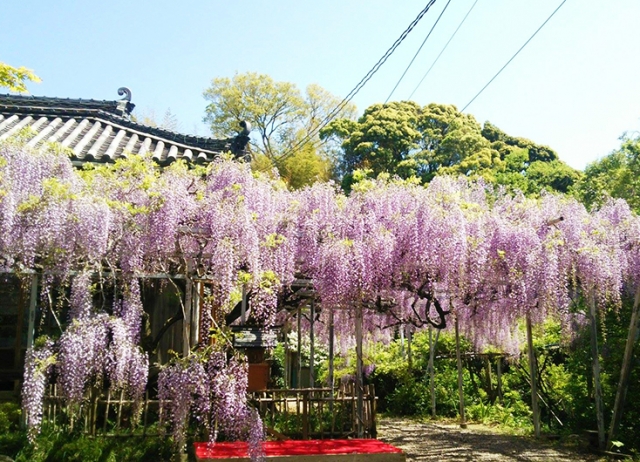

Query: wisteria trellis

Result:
[2,140,639,455]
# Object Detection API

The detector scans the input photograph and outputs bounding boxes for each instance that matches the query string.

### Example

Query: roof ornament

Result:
[230,120,252,160]
[116,87,135,118]
[118,87,132,101]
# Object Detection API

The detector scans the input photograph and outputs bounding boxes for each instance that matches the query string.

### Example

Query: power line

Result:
[385,0,452,103]
[408,0,479,101]
[275,0,439,166]
[461,0,568,112]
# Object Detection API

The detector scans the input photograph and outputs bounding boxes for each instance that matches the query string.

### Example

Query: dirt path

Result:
[377,417,604,461]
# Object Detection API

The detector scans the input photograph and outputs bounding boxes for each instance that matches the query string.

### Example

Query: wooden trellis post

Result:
[454,315,467,428]
[309,300,315,388]
[588,294,606,450]
[428,326,440,418]
[297,303,302,388]
[329,308,335,392]
[526,314,541,438]
[496,355,503,403]
[355,302,364,437]
[27,274,39,349]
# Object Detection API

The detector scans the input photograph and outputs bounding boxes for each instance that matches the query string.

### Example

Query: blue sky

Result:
[2,0,639,171]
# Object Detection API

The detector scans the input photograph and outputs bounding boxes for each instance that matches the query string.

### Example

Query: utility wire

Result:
[275,0,439,166]
[386,0,452,103]
[461,0,567,112]
[408,0,479,100]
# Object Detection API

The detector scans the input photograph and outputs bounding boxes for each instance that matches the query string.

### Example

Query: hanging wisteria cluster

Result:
[158,350,264,460]
[2,139,639,455]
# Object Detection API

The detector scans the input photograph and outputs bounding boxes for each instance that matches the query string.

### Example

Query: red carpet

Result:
[195,439,403,459]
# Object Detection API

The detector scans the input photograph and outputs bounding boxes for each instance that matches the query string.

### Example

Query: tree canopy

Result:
[321,101,581,194]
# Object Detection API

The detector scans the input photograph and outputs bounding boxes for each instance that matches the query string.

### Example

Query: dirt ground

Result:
[377,417,608,461]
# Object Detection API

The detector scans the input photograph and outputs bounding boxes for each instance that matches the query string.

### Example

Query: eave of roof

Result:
[0,93,250,165]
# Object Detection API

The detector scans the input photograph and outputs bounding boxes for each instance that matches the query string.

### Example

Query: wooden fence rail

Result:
[43,385,163,436]
[42,383,377,440]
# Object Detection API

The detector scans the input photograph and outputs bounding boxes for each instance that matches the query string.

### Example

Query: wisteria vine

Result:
[2,137,639,458]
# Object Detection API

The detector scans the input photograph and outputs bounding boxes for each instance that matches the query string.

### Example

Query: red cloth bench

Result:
[195,439,406,461]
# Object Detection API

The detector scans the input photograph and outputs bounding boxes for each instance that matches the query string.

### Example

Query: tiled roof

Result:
[0,92,250,165]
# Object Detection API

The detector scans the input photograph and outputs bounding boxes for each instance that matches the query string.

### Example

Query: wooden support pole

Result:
[496,356,503,403]
[607,285,640,449]
[428,327,440,418]
[588,294,606,451]
[241,284,247,325]
[407,327,413,371]
[526,314,541,438]
[297,304,302,388]
[27,274,39,350]
[485,356,493,401]
[329,308,335,392]
[328,308,335,414]
[192,280,201,347]
[183,278,192,356]
[309,300,315,388]
[302,390,309,439]
[355,303,364,438]
[454,315,467,428]
[284,322,290,388]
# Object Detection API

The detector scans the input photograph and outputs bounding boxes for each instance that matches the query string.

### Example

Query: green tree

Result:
[203,72,355,160]
[419,103,497,178]
[321,102,501,188]
[203,72,355,189]
[320,101,423,183]
[0,62,41,93]
[571,134,640,213]
[322,101,580,195]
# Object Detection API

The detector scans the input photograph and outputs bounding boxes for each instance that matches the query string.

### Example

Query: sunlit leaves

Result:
[0,62,41,94]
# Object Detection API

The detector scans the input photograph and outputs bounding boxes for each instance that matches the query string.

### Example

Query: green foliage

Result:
[571,134,640,213]
[482,121,558,163]
[279,142,332,189]
[0,402,27,458]
[482,122,581,195]
[466,390,533,433]
[13,427,174,462]
[0,62,41,93]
